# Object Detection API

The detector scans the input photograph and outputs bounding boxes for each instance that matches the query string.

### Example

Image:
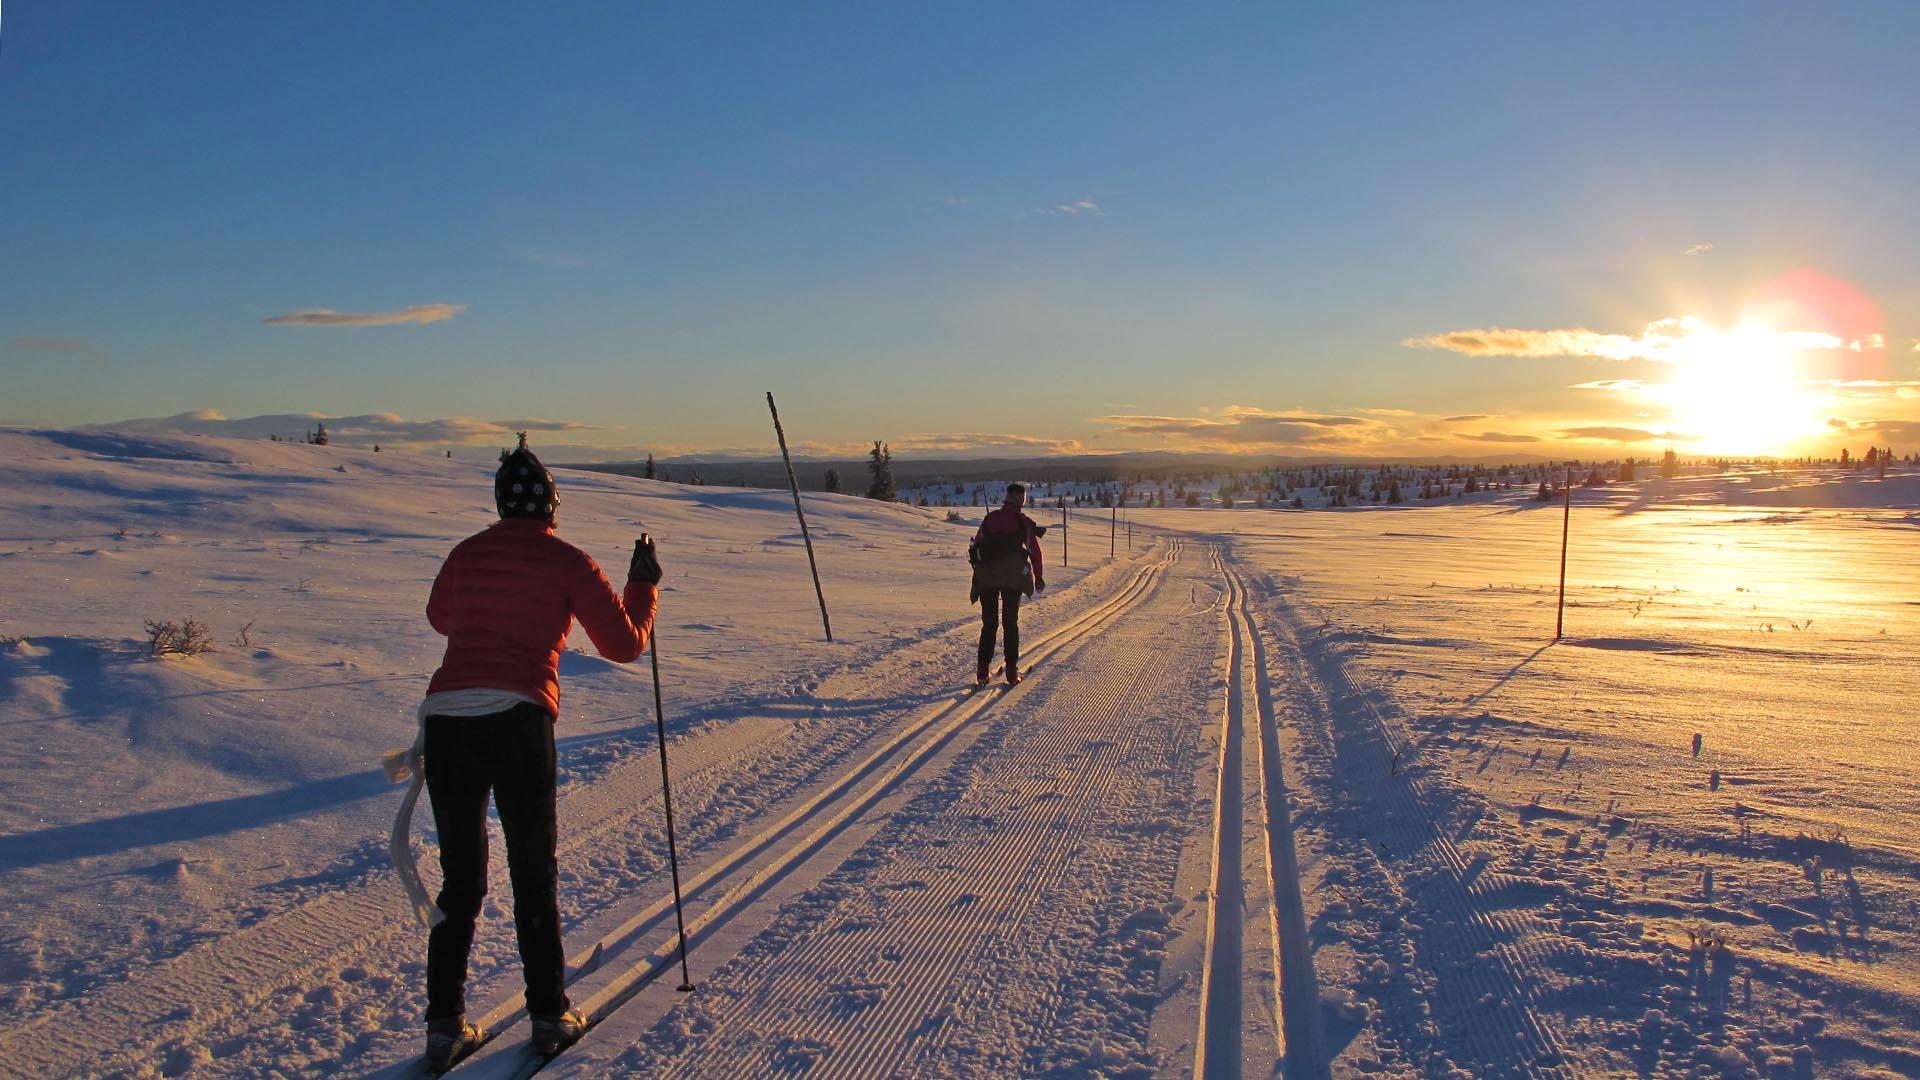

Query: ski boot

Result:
[425,1017,486,1074]
[531,1009,588,1056]
[976,661,991,686]
[1005,665,1022,686]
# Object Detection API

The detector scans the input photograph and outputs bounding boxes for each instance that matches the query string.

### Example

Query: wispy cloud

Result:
[1570,378,1646,392]
[263,303,466,327]
[1457,431,1540,443]
[1442,413,1494,422]
[942,195,971,207]
[8,335,105,360]
[514,248,600,270]
[1094,406,1385,451]
[1806,379,1920,401]
[891,431,1086,455]
[1684,242,1714,256]
[79,409,590,447]
[1557,426,1689,444]
[1826,417,1920,442]
[1405,316,1843,362]
[1033,198,1105,217]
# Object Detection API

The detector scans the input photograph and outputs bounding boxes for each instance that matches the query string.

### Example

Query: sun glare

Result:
[1649,322,1820,456]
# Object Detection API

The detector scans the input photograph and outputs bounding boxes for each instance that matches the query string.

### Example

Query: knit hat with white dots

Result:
[495,432,559,522]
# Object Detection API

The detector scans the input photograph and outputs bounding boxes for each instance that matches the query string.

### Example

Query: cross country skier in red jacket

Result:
[969,482,1045,686]
[417,436,659,1071]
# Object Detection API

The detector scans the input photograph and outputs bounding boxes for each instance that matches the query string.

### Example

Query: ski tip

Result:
[578,942,605,976]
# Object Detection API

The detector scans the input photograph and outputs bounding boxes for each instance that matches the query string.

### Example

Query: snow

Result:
[2,428,1916,1078]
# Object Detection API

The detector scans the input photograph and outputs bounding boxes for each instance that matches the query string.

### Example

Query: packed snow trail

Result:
[432,541,1184,1077]
[0,469,1146,1077]
[1196,547,1329,1080]
[502,540,1216,1078]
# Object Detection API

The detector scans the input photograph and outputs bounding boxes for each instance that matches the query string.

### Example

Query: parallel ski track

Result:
[1,545,1165,1080]
[448,540,1184,1077]
[0,689,785,1079]
[646,543,1197,1078]
[1194,546,1250,1080]
[1218,549,1330,1079]
[1261,581,1579,1079]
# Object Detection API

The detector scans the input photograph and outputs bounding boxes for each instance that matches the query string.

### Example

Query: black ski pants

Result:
[978,588,1022,670]
[423,703,570,1021]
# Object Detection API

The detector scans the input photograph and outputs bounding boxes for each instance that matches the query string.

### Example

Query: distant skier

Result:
[969,482,1046,685]
[413,434,660,1071]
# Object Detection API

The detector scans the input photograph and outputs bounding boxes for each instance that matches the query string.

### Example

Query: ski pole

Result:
[642,534,696,992]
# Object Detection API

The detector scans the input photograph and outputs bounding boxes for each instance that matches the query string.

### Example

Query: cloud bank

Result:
[1093,406,1386,451]
[263,304,466,327]
[1404,317,1843,362]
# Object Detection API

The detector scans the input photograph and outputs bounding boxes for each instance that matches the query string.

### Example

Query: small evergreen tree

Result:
[823,467,842,493]
[1619,457,1635,482]
[1660,449,1680,479]
[644,453,657,480]
[865,441,896,500]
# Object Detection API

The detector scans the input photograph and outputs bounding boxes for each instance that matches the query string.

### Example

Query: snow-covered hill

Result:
[3,428,1916,1078]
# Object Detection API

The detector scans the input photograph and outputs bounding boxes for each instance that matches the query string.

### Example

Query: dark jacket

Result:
[969,505,1045,601]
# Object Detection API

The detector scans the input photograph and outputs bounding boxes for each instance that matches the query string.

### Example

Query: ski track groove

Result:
[1215,547,1331,1080]
[0,543,1167,1080]
[601,541,1201,1078]
[1193,545,1249,1080]
[0,710,779,1079]
[1258,574,1580,1079]
[456,540,1186,1077]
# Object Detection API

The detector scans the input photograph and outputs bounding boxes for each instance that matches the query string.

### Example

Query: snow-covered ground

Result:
[2,430,1915,1078]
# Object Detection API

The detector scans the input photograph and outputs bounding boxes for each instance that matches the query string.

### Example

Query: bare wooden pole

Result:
[1556,464,1572,640]
[1110,503,1116,560]
[766,392,833,642]
[1061,503,1068,567]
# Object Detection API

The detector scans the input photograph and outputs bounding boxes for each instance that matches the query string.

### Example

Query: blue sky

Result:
[4,2,1918,459]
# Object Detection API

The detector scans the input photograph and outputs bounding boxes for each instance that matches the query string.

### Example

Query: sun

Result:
[1647,322,1820,456]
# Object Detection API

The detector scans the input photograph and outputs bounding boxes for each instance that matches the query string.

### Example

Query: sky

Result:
[4,2,1919,461]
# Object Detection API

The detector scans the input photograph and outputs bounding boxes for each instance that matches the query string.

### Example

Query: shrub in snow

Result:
[146,617,216,657]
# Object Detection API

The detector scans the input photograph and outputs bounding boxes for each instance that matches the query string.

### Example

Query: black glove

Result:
[630,534,663,585]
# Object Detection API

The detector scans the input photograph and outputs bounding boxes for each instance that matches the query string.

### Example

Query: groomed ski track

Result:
[3,533,1590,1078]
[1194,548,1328,1080]
[513,537,1221,1078]
[441,539,1191,1078]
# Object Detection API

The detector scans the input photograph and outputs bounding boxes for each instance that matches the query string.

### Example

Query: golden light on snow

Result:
[1644,320,1825,456]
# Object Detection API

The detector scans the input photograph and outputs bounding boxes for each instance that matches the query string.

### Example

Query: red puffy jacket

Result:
[426,518,656,717]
